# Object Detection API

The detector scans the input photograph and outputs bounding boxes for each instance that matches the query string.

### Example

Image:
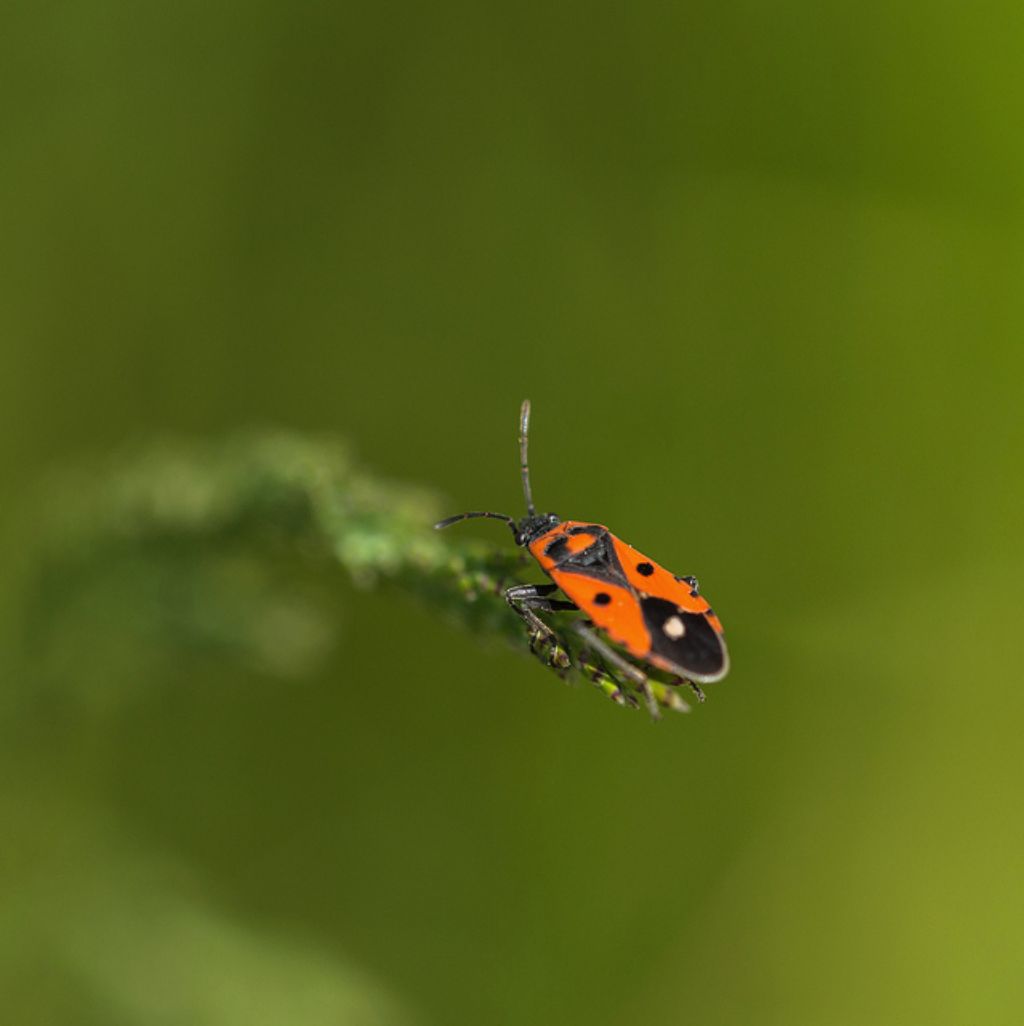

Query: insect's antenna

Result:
[519,398,536,516]
[434,510,518,540]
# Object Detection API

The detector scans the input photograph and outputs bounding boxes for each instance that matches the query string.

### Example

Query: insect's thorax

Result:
[528,521,615,575]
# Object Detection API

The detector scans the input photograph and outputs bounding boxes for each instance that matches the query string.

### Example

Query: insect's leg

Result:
[571,623,660,720]
[667,676,705,703]
[508,582,577,612]
[505,584,575,672]
[505,583,575,628]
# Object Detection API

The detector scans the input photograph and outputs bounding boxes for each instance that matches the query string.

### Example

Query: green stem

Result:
[9,431,692,715]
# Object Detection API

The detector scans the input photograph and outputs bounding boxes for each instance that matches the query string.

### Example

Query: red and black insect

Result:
[435,400,729,713]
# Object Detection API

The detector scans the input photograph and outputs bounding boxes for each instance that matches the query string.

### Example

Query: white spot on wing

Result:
[663,615,686,639]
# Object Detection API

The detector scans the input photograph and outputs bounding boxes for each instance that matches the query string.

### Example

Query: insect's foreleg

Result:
[505,583,575,672]
[505,582,576,614]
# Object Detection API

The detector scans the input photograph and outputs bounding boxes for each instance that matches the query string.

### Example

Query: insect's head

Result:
[513,511,561,547]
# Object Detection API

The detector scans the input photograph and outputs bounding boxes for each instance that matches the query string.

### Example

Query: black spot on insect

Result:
[593,592,612,606]
[636,562,654,576]
[690,588,700,598]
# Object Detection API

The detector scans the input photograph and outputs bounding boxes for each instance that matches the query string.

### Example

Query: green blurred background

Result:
[3,2,1024,1023]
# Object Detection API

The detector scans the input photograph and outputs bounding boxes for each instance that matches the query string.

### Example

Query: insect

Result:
[435,400,729,715]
